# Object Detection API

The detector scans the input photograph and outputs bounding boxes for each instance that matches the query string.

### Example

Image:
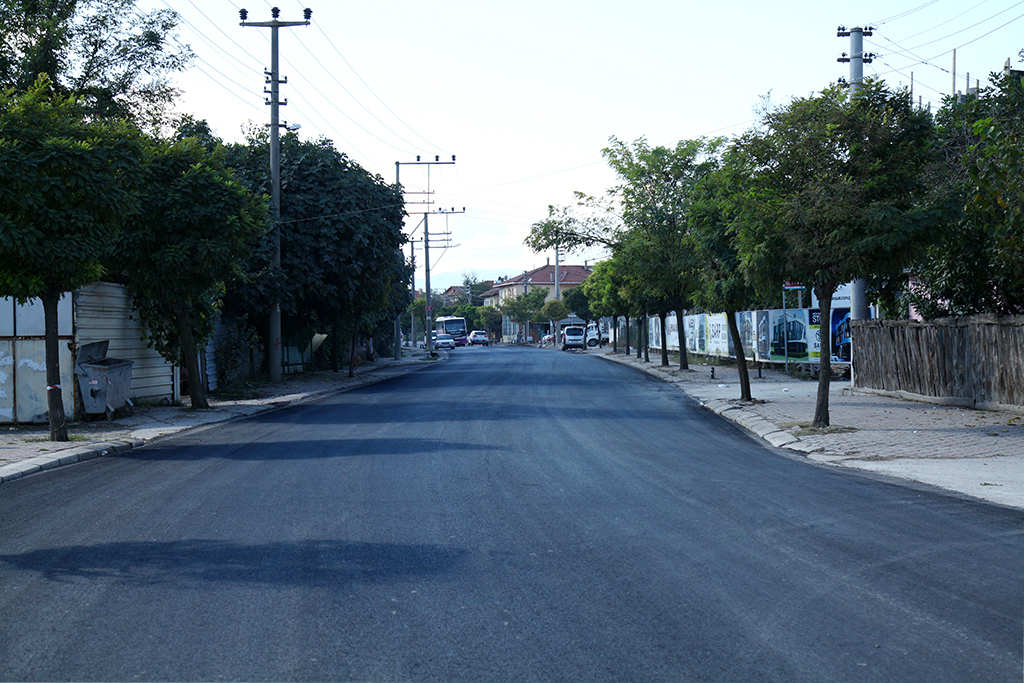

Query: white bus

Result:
[435,316,468,346]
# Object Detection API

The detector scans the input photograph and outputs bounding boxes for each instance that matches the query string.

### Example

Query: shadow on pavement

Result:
[0,539,469,587]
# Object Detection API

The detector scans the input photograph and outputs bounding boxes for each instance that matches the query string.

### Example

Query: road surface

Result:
[0,346,1021,681]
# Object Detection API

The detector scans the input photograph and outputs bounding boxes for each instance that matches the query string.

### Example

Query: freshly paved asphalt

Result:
[0,346,1021,682]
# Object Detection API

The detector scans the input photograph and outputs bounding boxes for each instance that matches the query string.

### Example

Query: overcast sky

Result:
[148,0,1024,290]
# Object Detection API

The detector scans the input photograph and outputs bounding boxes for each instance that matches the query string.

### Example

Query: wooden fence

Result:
[852,315,1024,411]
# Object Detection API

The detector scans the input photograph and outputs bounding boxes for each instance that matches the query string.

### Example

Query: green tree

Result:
[527,196,621,254]
[614,234,669,363]
[454,302,478,330]
[541,299,569,344]
[562,286,595,344]
[582,258,629,353]
[112,135,268,409]
[499,289,547,343]
[409,297,427,341]
[529,137,721,368]
[222,130,406,376]
[476,305,502,340]
[0,0,192,128]
[602,137,727,369]
[688,150,760,401]
[0,77,143,439]
[965,111,1024,313]
[908,69,1024,316]
[735,80,938,427]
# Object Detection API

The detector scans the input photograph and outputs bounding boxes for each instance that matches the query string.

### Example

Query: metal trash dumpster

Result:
[75,341,134,419]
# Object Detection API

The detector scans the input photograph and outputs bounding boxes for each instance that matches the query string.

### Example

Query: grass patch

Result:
[790,423,858,436]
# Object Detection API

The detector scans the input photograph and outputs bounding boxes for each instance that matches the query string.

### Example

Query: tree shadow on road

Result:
[0,539,469,588]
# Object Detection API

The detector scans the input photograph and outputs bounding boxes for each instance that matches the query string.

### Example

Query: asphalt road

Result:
[0,346,1021,682]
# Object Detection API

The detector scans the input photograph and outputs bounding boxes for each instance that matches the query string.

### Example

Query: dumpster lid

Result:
[76,341,109,369]
[78,340,109,362]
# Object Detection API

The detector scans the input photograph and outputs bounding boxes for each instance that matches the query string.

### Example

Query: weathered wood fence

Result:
[852,315,1024,411]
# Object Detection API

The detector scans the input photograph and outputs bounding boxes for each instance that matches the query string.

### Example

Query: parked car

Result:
[434,333,456,350]
[561,325,586,351]
[468,330,490,346]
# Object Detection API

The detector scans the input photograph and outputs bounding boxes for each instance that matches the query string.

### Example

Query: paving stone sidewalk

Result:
[594,347,1023,510]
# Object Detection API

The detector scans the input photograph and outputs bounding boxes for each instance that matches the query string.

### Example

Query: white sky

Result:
[148,0,1024,290]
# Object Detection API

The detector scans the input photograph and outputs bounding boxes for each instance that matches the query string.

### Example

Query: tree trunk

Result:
[612,315,618,352]
[812,284,834,428]
[659,311,669,366]
[348,328,358,378]
[725,307,752,401]
[174,302,209,409]
[674,305,689,370]
[630,313,638,360]
[331,321,340,373]
[624,317,630,355]
[642,313,649,362]
[42,290,68,441]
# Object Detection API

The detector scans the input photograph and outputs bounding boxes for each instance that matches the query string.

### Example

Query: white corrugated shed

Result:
[74,283,180,406]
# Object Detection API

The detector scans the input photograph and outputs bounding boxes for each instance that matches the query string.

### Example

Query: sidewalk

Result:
[592,346,1024,510]
[0,348,441,486]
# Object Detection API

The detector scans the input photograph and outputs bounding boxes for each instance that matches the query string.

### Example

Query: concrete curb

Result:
[0,440,136,483]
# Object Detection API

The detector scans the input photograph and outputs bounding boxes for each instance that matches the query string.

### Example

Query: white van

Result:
[562,326,586,351]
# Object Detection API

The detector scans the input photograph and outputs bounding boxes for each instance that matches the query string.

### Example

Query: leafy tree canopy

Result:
[734,79,938,426]
[562,285,592,322]
[910,69,1024,316]
[222,130,407,344]
[0,0,192,129]
[499,289,547,328]
[112,134,268,408]
[581,258,628,319]
[541,299,568,325]
[0,76,143,299]
[0,75,144,439]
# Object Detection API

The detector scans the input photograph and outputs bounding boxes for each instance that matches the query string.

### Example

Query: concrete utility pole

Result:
[241,7,311,382]
[837,25,874,322]
[554,245,561,300]
[396,156,457,356]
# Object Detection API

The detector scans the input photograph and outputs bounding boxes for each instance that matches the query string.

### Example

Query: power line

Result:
[899,1,1024,53]
[288,25,435,156]
[879,0,996,43]
[870,0,941,26]
[285,0,449,154]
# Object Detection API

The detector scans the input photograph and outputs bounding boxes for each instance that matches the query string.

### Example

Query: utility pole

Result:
[241,7,311,382]
[837,25,874,322]
[396,156,458,356]
[554,245,561,299]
